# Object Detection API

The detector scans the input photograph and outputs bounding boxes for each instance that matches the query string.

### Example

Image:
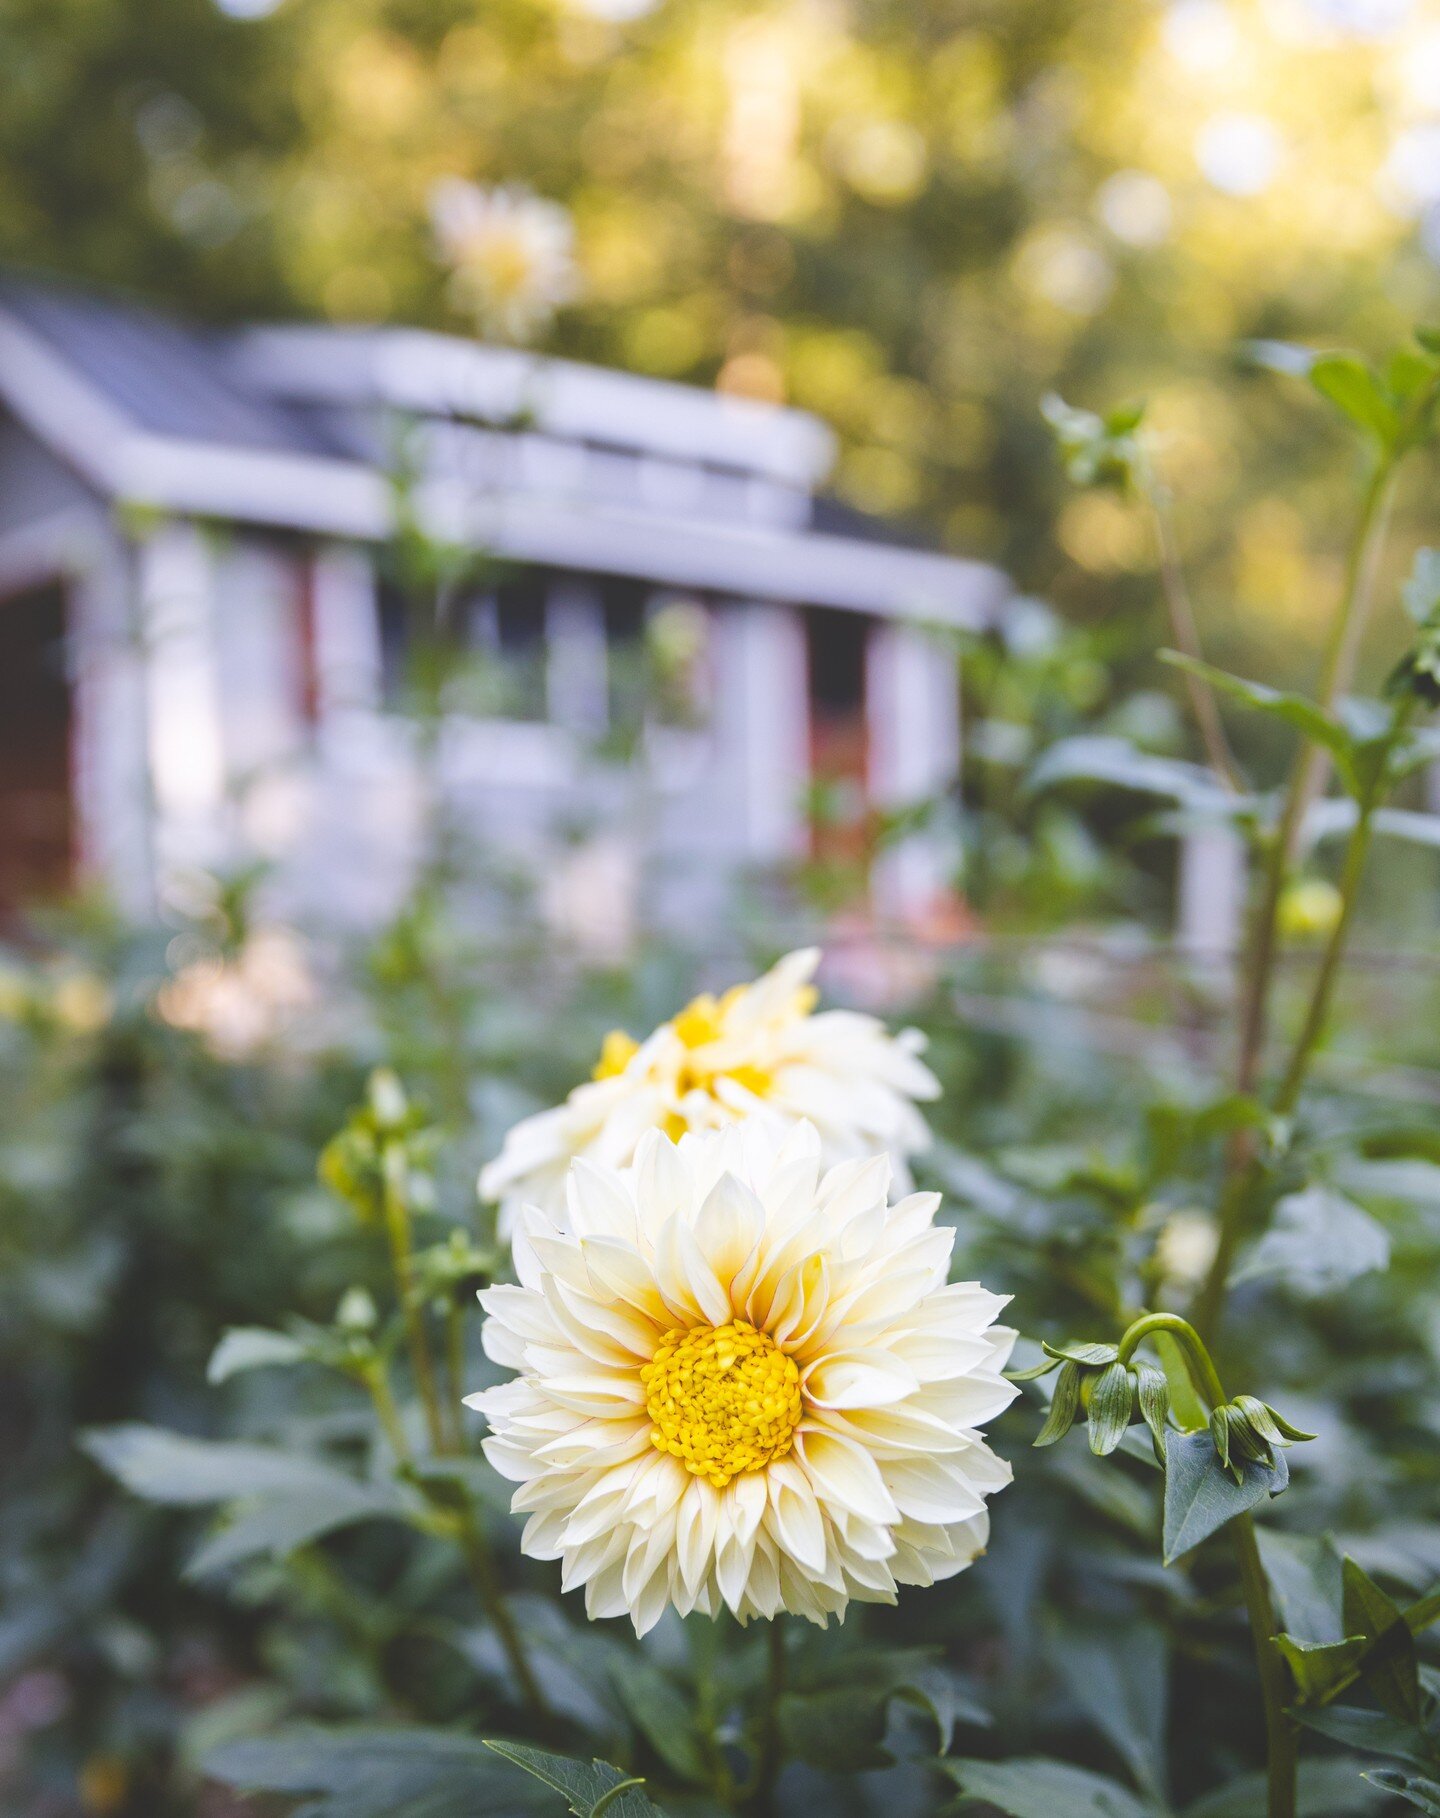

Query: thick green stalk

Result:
[1117,1314,1297,1818]
[380,1142,448,1456]
[1198,460,1399,1345]
[748,1619,789,1815]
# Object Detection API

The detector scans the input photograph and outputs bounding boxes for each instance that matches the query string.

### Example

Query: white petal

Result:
[796,1427,900,1525]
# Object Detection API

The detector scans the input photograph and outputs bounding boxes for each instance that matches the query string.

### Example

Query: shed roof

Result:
[0,270,1009,629]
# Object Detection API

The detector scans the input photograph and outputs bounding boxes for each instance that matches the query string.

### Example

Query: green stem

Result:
[1116,1313,1225,1407]
[755,1619,788,1813]
[381,1142,447,1456]
[1272,809,1373,1117]
[1117,1314,1297,1818]
[1232,459,1396,1105]
[444,1297,468,1452]
[1232,1513,1299,1818]
[364,1359,413,1466]
[454,1505,552,1727]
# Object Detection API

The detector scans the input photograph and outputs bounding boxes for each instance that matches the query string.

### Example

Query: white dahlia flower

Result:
[429,178,577,342]
[467,1122,1016,1635]
[479,948,939,1241]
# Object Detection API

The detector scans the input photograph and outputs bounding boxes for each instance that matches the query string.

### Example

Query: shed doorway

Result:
[0,581,74,918]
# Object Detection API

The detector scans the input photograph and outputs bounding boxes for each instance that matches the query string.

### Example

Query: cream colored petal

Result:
[803,1349,921,1410]
[548,1275,660,1361]
[565,1157,640,1243]
[764,1460,828,1576]
[881,1456,989,1525]
[817,1403,971,1458]
[795,1426,900,1525]
[579,1235,668,1323]
[692,1171,764,1301]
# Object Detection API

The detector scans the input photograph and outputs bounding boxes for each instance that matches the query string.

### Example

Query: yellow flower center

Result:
[641,1319,802,1489]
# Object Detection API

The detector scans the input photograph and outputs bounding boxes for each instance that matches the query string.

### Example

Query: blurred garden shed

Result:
[0,273,1010,934]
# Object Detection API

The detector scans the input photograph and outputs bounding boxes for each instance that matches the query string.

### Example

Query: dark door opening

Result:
[0,581,74,917]
[804,606,870,871]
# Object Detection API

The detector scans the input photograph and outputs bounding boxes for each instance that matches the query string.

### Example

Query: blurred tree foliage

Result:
[3,0,1439,693]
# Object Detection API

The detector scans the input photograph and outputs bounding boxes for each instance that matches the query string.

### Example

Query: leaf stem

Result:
[1117,1313,1297,1818]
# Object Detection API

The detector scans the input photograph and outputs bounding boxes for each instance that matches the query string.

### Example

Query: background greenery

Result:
[5,0,1440,1813]
[4,0,1440,680]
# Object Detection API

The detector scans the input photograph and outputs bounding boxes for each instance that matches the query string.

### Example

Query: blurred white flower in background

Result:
[429,178,578,342]
[469,1121,1015,1633]
[479,948,939,1239]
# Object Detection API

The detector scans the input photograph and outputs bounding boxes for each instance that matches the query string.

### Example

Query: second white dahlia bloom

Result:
[479,948,940,1240]
[467,1122,1016,1635]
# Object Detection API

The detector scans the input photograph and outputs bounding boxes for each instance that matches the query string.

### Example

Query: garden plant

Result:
[5,328,1440,1818]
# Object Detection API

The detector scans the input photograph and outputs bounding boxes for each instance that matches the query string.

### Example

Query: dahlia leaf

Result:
[1161,1429,1288,1564]
[939,1755,1158,1818]
[485,1741,667,1817]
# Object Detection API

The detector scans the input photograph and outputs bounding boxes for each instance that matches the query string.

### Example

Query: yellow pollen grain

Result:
[640,1318,802,1490]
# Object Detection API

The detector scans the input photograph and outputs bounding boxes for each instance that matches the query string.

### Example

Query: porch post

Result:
[867,619,960,921]
[69,527,156,916]
[136,520,228,882]
[710,600,809,863]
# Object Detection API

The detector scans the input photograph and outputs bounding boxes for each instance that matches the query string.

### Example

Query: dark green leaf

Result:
[185,1481,408,1579]
[205,1726,537,1818]
[1162,1429,1288,1564]
[889,1661,993,1754]
[206,1326,308,1383]
[1087,1362,1135,1457]
[609,1660,708,1787]
[780,1647,990,1770]
[1258,1530,1345,1644]
[81,1425,371,1507]
[938,1756,1157,1818]
[484,1741,666,1818]
[1275,1634,1368,1702]
[1052,1620,1167,1799]
[1362,1771,1440,1814]
[1185,1755,1388,1814]
[1159,654,1356,788]
[1027,736,1230,808]
[1229,1188,1389,1295]
[1295,1705,1437,1768]
[1342,1558,1420,1722]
